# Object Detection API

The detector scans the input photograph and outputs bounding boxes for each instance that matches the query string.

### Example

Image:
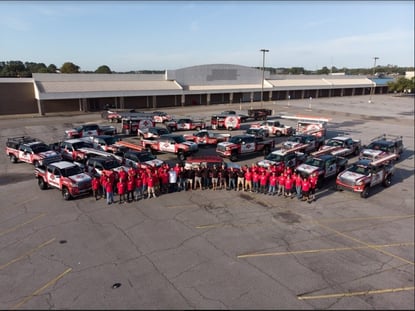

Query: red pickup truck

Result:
[35,161,92,200]
[165,118,206,132]
[141,134,199,161]
[6,136,62,167]
[216,134,275,162]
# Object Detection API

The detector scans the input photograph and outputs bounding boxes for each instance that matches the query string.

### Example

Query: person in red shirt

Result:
[117,178,126,204]
[294,172,303,200]
[105,177,114,205]
[147,171,157,199]
[91,175,101,200]
[301,177,311,201]
[126,174,136,203]
[308,173,318,203]
[268,172,278,195]
[100,173,107,198]
[118,168,127,183]
[252,170,260,193]
[244,168,253,192]
[160,169,169,194]
[277,173,286,196]
[259,171,268,194]
[284,174,294,198]
[134,172,143,201]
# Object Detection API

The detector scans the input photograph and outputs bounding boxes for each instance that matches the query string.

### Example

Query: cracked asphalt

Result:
[0,94,413,309]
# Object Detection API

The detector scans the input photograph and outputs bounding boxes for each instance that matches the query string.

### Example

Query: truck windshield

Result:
[287,136,304,143]
[31,143,51,153]
[265,153,284,162]
[326,139,343,147]
[72,141,93,150]
[61,165,84,177]
[228,137,242,144]
[366,142,389,152]
[102,160,121,170]
[102,136,119,145]
[137,153,157,162]
[348,164,370,175]
[305,157,324,168]
[172,136,186,143]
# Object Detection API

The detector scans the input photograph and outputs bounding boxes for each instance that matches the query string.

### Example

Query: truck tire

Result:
[10,154,17,163]
[170,127,176,132]
[382,174,392,187]
[354,147,360,156]
[275,131,282,137]
[228,127,233,131]
[38,177,47,190]
[62,187,71,200]
[361,186,370,198]
[177,151,186,162]
[196,126,201,131]
[230,152,238,162]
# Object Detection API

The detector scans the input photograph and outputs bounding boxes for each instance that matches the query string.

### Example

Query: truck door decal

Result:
[47,171,60,188]
[19,149,32,163]
[325,163,337,178]
[371,170,384,186]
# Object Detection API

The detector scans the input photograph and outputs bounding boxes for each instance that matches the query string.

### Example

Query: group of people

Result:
[90,161,318,205]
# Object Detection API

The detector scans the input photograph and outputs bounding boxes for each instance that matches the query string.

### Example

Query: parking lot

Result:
[0,94,414,309]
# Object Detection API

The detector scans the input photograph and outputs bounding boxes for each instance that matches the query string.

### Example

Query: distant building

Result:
[0,64,389,116]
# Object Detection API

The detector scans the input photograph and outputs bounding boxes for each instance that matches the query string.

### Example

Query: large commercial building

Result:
[0,64,390,116]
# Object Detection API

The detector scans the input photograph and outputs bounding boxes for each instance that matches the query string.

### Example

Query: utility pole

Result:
[260,49,269,108]
[369,56,379,103]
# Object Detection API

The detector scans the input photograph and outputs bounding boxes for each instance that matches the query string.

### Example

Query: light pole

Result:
[369,56,379,103]
[260,49,269,108]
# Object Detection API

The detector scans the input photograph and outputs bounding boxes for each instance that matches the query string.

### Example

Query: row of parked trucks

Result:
[5,110,404,200]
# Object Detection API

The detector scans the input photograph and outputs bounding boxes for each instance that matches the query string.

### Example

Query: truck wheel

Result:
[196,126,201,131]
[275,131,282,137]
[38,178,47,190]
[170,127,176,132]
[10,154,17,163]
[354,148,360,156]
[230,152,238,162]
[62,187,71,200]
[33,160,40,168]
[177,151,186,162]
[382,175,392,187]
[361,186,370,198]
[228,127,233,131]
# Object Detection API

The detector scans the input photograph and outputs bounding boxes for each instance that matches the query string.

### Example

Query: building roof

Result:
[30,65,377,100]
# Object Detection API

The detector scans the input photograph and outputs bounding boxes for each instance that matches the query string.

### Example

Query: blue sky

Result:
[1,1,413,72]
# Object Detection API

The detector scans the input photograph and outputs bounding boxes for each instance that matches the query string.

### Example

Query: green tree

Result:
[95,65,112,73]
[60,62,80,73]
[47,64,57,73]
[387,77,415,94]
[317,66,330,74]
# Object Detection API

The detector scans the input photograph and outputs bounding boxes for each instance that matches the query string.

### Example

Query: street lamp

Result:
[260,49,269,108]
[369,56,379,103]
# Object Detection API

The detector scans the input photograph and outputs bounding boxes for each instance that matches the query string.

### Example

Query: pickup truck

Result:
[35,161,92,200]
[247,108,272,121]
[6,136,62,167]
[82,135,121,153]
[141,134,199,161]
[216,134,275,162]
[210,114,241,131]
[250,120,294,137]
[283,134,323,153]
[295,154,348,188]
[220,110,249,122]
[312,135,361,158]
[183,130,231,145]
[336,153,397,198]
[281,115,329,138]
[257,145,307,174]
[360,134,404,160]
[64,123,117,139]
[54,139,94,162]
[165,118,206,132]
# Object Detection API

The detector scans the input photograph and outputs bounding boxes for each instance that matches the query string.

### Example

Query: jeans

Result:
[253,181,259,192]
[268,185,276,195]
[106,191,114,204]
[296,185,302,199]
[228,178,236,190]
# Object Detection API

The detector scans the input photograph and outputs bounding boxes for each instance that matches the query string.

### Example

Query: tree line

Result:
[0,60,414,93]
